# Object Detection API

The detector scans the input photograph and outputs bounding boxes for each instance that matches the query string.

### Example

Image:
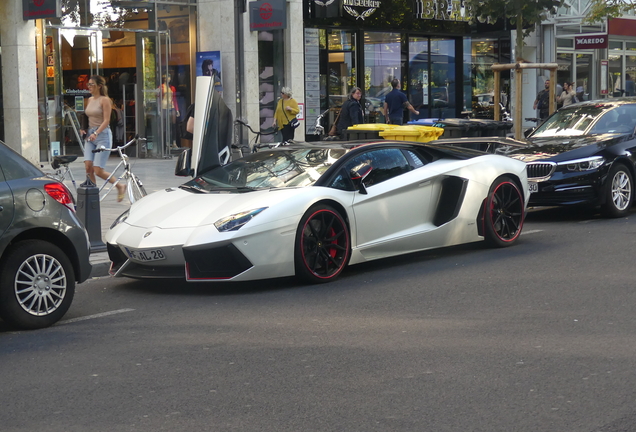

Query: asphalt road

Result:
[1,207,636,432]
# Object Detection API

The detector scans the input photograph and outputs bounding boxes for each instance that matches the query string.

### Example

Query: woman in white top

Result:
[558,82,577,107]
[81,75,126,201]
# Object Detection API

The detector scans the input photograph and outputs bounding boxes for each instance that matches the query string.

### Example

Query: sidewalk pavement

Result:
[44,155,187,278]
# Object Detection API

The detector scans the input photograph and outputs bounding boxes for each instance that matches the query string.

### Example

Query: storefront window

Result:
[327,30,357,109]
[258,30,284,143]
[364,32,401,123]
[576,54,592,101]
[409,37,428,120]
[609,54,623,97]
[40,2,196,159]
[431,38,455,119]
[557,52,573,103]
[469,39,497,118]
[627,55,636,96]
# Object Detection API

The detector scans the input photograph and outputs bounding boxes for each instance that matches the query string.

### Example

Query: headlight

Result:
[559,156,605,172]
[214,207,268,232]
[110,209,130,230]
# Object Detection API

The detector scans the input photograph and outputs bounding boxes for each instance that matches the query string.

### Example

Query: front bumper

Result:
[528,167,605,207]
[106,219,298,282]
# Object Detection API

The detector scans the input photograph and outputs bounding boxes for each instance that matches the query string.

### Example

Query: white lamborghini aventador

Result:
[105,78,529,284]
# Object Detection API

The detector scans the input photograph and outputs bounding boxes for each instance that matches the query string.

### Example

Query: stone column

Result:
[197,0,305,141]
[0,0,40,164]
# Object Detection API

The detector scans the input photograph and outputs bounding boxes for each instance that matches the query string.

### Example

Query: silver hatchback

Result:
[0,142,91,329]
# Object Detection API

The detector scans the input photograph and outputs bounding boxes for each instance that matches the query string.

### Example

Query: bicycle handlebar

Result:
[92,135,145,153]
[235,119,276,136]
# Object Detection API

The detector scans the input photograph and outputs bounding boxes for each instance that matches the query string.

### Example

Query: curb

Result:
[89,251,111,278]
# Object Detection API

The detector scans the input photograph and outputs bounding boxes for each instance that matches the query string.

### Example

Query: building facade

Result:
[3,0,634,164]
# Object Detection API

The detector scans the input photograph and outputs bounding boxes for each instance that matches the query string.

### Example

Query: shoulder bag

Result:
[283,104,300,129]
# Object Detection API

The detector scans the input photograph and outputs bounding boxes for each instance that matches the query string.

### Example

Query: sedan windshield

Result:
[183,147,348,192]
[531,104,636,138]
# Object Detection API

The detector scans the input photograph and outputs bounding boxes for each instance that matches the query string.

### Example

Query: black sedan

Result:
[0,142,92,329]
[508,98,636,217]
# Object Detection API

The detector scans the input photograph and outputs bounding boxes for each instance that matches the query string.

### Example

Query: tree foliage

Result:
[465,0,563,61]
[584,0,636,24]
[60,0,132,27]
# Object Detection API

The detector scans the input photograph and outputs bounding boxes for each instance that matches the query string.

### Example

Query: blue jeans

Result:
[84,127,113,168]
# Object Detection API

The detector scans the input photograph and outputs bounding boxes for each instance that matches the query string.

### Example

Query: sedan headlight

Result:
[559,156,605,172]
[214,207,268,232]
[110,209,130,230]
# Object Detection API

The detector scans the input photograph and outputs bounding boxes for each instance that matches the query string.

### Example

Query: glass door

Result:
[136,31,170,158]
[325,30,357,126]
[46,27,103,159]
[364,32,401,123]
[409,36,428,120]
[430,38,456,119]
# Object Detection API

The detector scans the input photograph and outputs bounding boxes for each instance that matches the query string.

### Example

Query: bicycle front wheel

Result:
[127,174,147,204]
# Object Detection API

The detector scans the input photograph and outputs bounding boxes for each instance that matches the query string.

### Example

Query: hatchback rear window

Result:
[0,142,43,181]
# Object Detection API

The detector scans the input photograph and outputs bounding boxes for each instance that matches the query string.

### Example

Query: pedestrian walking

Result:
[383,79,419,124]
[81,75,126,201]
[336,87,364,138]
[557,82,577,106]
[533,79,551,120]
[273,87,300,142]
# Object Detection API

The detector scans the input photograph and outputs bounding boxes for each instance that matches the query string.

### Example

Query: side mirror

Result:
[175,148,193,176]
[350,163,373,195]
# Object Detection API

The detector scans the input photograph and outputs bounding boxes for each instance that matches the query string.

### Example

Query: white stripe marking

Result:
[60,308,135,324]
[521,229,543,235]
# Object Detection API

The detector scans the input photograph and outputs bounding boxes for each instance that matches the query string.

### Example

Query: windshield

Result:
[183,147,348,192]
[531,104,636,138]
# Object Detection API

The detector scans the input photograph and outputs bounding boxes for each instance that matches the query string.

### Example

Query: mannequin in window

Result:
[161,74,180,150]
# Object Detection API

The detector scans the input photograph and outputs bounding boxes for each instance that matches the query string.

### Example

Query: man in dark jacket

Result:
[337,87,364,138]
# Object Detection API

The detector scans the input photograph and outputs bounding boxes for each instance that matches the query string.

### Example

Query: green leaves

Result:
[584,0,636,24]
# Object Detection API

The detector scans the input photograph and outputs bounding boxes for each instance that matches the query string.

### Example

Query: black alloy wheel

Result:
[295,204,350,283]
[483,176,524,248]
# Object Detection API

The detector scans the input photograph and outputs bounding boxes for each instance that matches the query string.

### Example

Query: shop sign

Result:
[249,0,286,31]
[342,0,381,20]
[23,0,60,20]
[600,60,609,95]
[416,0,472,22]
[574,34,608,50]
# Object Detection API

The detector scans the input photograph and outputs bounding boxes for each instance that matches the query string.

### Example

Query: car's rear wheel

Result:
[295,204,350,283]
[484,176,524,248]
[0,240,75,329]
[602,163,633,218]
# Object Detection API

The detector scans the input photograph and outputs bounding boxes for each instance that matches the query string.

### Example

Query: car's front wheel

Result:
[294,204,350,283]
[602,163,633,218]
[0,240,75,329]
[483,176,524,248]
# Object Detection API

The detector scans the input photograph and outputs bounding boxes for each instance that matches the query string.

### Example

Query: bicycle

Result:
[49,154,80,194]
[233,119,285,156]
[92,135,147,204]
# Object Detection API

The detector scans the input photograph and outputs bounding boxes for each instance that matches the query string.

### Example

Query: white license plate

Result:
[529,182,539,194]
[124,247,166,262]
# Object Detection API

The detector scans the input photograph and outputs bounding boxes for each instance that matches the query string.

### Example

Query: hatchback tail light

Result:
[45,182,75,211]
